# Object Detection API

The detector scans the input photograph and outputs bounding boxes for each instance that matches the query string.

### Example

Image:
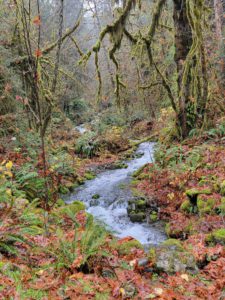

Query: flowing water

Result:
[66,141,166,247]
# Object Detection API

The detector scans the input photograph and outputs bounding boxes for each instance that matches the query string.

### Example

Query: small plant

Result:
[75,132,100,158]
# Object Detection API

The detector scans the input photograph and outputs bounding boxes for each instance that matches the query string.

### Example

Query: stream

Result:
[66,137,166,247]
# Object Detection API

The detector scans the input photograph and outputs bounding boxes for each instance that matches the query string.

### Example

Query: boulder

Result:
[149,239,198,274]
[197,195,215,215]
[186,188,211,205]
[130,212,146,222]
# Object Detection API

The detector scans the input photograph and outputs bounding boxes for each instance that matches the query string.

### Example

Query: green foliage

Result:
[75,132,100,158]
[15,164,45,200]
[67,98,90,124]
[52,213,108,270]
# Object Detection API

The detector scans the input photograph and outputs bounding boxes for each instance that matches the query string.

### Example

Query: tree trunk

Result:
[173,0,193,138]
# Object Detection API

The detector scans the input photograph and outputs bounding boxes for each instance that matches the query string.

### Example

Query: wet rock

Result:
[149,239,198,274]
[138,258,149,267]
[149,211,158,222]
[90,198,100,206]
[92,194,100,199]
[130,212,146,222]
[135,199,146,210]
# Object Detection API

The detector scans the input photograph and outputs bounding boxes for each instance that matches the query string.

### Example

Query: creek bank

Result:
[65,142,166,247]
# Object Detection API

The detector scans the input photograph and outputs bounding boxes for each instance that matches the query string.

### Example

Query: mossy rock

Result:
[197,195,215,215]
[92,194,100,200]
[137,173,149,180]
[135,199,146,210]
[115,162,128,169]
[211,229,225,245]
[217,197,225,216]
[180,200,192,213]
[152,241,197,274]
[116,239,144,255]
[220,181,225,196]
[84,172,96,180]
[76,176,85,185]
[148,248,156,262]
[162,239,184,252]
[132,164,148,178]
[58,201,85,215]
[130,212,146,222]
[149,211,158,222]
[185,188,212,205]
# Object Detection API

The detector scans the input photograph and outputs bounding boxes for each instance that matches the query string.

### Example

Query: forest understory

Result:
[0,114,225,299]
[0,0,225,298]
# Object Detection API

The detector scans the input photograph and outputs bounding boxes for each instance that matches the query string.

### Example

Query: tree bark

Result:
[173,0,193,138]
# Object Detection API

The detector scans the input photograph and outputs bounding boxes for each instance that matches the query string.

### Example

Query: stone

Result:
[197,195,214,215]
[130,212,146,222]
[138,258,149,267]
[149,211,158,222]
[151,239,198,274]
[180,200,192,213]
[186,188,211,205]
[135,199,146,210]
[101,269,115,278]
[92,194,100,199]
[211,229,225,245]
[116,239,143,255]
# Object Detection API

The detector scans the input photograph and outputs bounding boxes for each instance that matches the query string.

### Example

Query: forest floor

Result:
[0,116,224,299]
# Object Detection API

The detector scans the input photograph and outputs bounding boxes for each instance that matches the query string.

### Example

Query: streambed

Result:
[66,141,166,247]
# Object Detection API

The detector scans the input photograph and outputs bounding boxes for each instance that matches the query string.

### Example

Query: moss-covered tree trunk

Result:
[173,0,193,138]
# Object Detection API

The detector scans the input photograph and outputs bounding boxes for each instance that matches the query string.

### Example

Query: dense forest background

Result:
[0,0,225,299]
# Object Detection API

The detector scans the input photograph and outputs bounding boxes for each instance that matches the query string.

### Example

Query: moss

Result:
[197,195,215,215]
[186,188,211,198]
[212,229,225,245]
[148,248,156,262]
[185,188,212,205]
[162,239,184,251]
[217,197,225,215]
[135,199,146,210]
[115,162,128,169]
[149,211,158,222]
[116,240,143,255]
[180,200,192,213]
[137,173,149,180]
[92,194,100,199]
[130,212,146,222]
[84,172,96,180]
[132,164,148,178]
[220,180,225,196]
